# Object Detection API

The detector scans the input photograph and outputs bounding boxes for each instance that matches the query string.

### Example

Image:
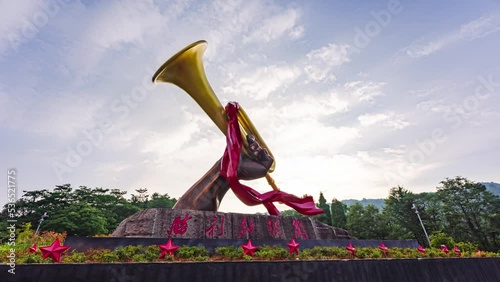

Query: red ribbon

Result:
[219,102,323,216]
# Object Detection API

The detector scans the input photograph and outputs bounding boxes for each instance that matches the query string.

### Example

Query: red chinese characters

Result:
[237,217,254,238]
[292,219,308,239]
[167,213,193,236]
[205,215,225,238]
[266,218,283,238]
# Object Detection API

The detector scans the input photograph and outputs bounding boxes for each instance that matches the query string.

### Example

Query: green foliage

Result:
[346,203,388,239]
[143,245,161,261]
[194,255,210,261]
[176,246,209,259]
[215,246,243,260]
[5,238,499,263]
[430,231,455,249]
[243,255,253,261]
[437,177,500,251]
[63,250,87,263]
[299,246,350,260]
[342,198,385,210]
[0,185,175,238]
[316,192,332,225]
[114,245,143,261]
[146,192,178,209]
[280,210,305,217]
[455,241,478,253]
[131,254,148,262]
[330,199,347,229]
[17,254,52,264]
[43,202,108,236]
[382,186,427,243]
[86,249,120,263]
[254,245,289,260]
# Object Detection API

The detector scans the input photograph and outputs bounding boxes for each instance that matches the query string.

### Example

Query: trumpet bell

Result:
[152,40,227,134]
[152,40,275,172]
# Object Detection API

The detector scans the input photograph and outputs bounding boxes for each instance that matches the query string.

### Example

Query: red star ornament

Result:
[158,238,180,259]
[287,238,300,255]
[40,238,70,262]
[346,242,356,256]
[440,245,449,254]
[241,239,258,257]
[378,242,388,252]
[29,243,37,253]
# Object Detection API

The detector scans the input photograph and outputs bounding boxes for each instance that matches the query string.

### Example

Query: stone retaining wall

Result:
[2,258,499,282]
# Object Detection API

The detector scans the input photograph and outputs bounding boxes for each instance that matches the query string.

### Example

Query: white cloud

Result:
[416,99,450,113]
[357,148,445,189]
[358,112,410,130]
[244,8,304,43]
[0,1,43,55]
[269,154,384,202]
[222,64,301,100]
[273,120,360,156]
[404,15,500,58]
[304,43,351,82]
[12,92,106,140]
[242,99,359,158]
[140,121,200,157]
[61,0,166,80]
[82,0,164,49]
[197,1,306,61]
[344,80,385,102]
[276,92,349,121]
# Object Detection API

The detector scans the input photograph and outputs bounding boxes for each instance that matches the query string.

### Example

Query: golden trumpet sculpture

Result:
[152,40,279,191]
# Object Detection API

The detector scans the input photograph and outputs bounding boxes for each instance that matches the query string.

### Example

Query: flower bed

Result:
[1,225,498,264]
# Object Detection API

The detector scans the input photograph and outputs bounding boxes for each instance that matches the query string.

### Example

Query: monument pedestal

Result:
[112,208,352,240]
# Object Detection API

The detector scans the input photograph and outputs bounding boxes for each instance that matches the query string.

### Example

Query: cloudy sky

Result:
[1,0,499,214]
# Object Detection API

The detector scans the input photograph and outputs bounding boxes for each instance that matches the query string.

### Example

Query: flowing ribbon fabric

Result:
[220,102,323,216]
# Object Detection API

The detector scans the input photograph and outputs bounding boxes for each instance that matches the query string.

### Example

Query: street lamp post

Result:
[35,212,49,235]
[412,203,431,246]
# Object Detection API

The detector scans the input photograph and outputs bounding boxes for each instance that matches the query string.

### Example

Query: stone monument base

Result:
[112,208,352,240]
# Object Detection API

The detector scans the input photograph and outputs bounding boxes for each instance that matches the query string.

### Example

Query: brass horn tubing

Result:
[152,40,227,135]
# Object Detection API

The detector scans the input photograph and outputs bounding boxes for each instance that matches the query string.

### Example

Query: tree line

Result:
[1,176,498,251]
[0,184,176,237]
[309,176,500,251]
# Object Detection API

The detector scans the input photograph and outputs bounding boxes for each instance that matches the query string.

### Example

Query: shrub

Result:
[131,254,148,262]
[63,250,87,263]
[86,249,119,263]
[113,245,142,261]
[299,246,350,259]
[215,246,242,260]
[194,255,210,261]
[143,245,161,261]
[430,231,454,249]
[16,253,51,264]
[254,245,289,260]
[5,240,498,263]
[455,242,478,253]
[355,247,376,259]
[176,246,209,259]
